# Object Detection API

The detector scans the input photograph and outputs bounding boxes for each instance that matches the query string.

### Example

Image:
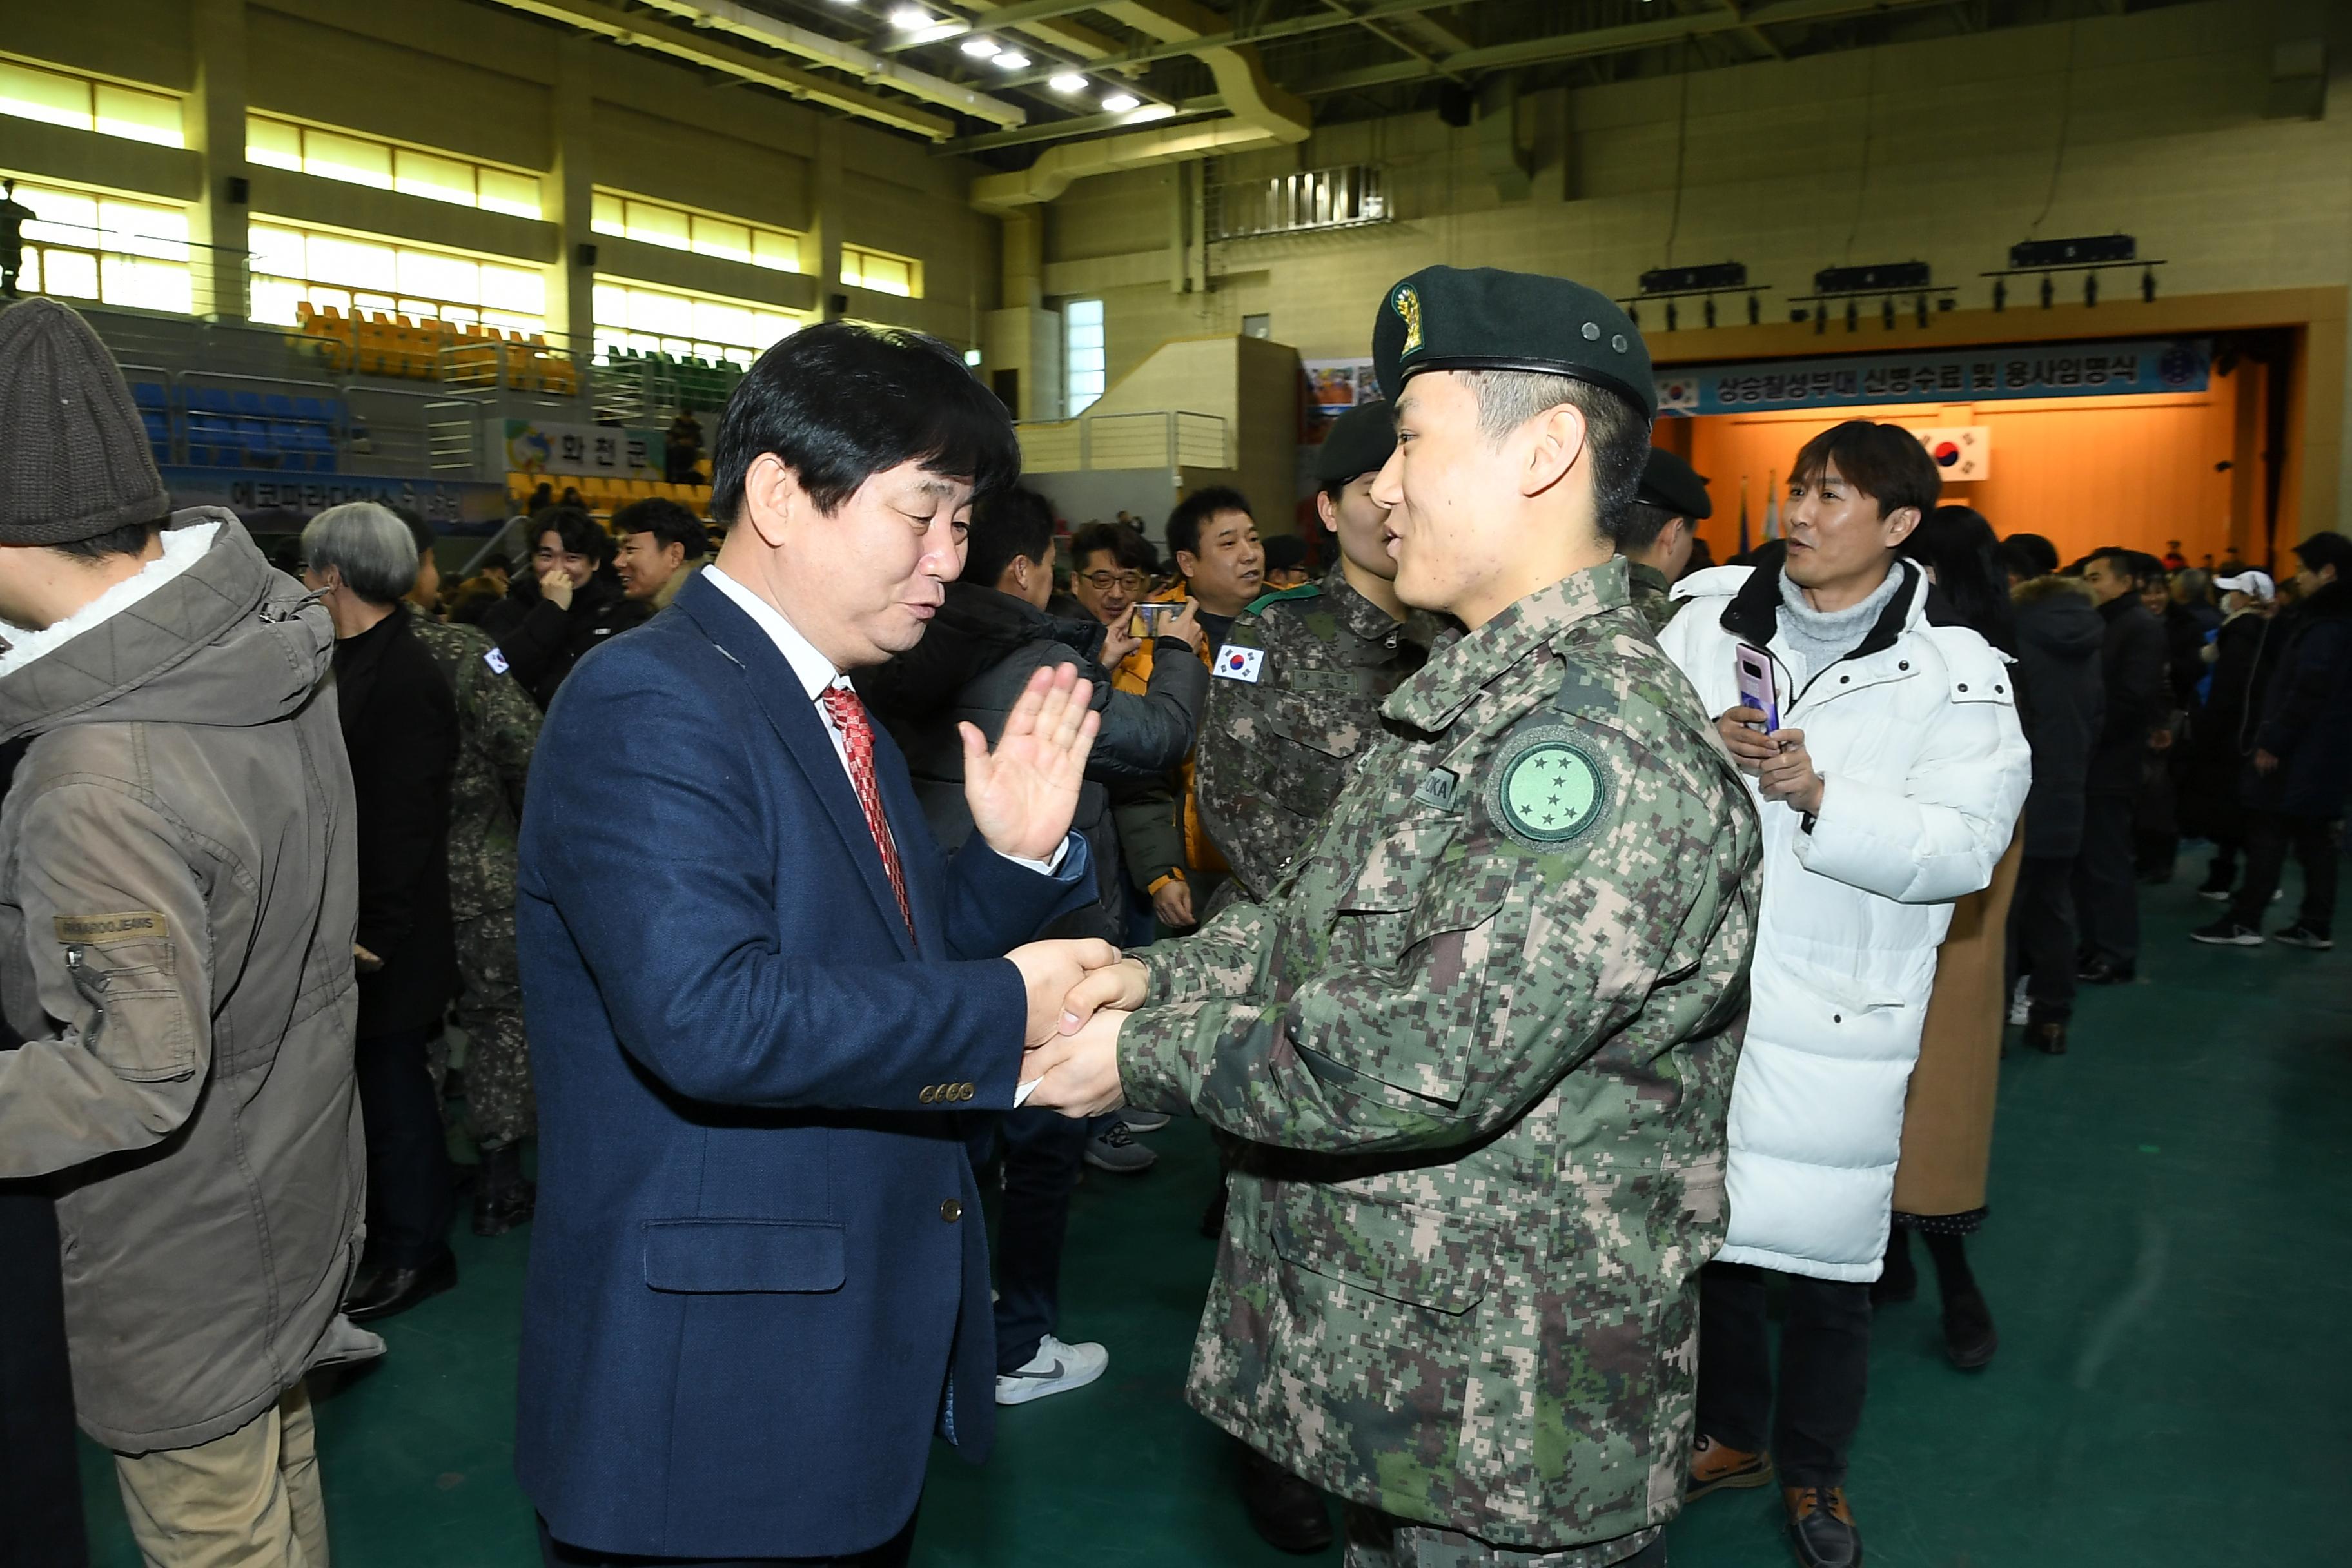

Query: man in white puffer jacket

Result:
[1657,421,2029,1568]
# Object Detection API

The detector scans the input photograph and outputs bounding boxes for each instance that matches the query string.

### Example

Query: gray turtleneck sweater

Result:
[1776,560,1908,685]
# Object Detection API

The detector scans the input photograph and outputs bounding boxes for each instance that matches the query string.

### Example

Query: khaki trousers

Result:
[114,1382,329,1568]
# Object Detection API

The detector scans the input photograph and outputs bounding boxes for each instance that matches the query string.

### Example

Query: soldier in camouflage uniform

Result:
[1028,267,1764,1568]
[406,522,543,1235]
[1621,448,1711,635]
[1197,399,1447,914]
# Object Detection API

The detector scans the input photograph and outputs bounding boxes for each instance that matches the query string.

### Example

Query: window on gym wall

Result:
[591,277,801,368]
[0,57,182,146]
[841,244,921,299]
[246,220,546,334]
[245,115,542,219]
[1066,299,1106,418]
[591,190,802,273]
[1,177,191,314]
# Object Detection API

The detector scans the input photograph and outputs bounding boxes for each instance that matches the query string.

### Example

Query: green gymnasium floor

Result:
[79,871,2352,1567]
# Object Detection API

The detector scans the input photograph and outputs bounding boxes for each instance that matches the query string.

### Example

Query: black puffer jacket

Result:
[2011,575,2106,859]
[479,569,649,710]
[2244,577,2352,818]
[2089,594,2168,794]
[859,580,1208,942]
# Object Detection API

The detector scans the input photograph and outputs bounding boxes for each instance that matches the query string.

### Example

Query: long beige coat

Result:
[1892,824,2025,1218]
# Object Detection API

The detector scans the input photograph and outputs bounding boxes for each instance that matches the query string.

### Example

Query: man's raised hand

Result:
[964,663,1099,863]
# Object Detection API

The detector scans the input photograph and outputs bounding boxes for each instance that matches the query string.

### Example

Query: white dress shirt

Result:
[703,564,1067,875]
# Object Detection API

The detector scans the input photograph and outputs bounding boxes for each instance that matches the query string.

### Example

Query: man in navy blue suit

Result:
[514,324,1119,1567]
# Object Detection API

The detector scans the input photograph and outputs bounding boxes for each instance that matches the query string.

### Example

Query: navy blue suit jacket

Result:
[513,572,1090,1559]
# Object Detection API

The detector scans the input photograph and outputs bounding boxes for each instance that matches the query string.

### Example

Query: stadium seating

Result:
[297,302,582,395]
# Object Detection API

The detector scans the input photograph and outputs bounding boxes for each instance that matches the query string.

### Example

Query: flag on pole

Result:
[1737,476,1752,557]
[1764,470,1781,542]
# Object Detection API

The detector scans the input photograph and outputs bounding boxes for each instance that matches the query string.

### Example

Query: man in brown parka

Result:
[0,299,363,1566]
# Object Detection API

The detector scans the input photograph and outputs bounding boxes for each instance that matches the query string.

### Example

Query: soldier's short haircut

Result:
[1458,371,1651,545]
[2003,532,2060,578]
[964,485,1057,589]
[1167,486,1253,564]
[534,505,612,566]
[1616,500,1680,554]
[612,497,709,561]
[304,502,420,606]
[1069,520,1152,574]
[710,322,1018,526]
[1789,419,1940,524]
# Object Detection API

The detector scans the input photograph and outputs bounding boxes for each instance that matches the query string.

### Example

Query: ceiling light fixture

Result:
[961,36,1000,57]
[994,52,1032,70]
[889,6,932,28]
[1048,73,1087,93]
[1101,92,1140,112]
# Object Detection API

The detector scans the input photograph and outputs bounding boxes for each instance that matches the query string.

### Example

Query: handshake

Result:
[1005,939,1152,1117]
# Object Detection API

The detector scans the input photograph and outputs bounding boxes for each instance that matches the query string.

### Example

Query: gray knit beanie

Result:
[0,299,170,545]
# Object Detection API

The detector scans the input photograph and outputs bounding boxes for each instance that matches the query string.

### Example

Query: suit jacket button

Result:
[919,1085,936,1104]
[960,1083,976,1101]
[940,1199,963,1223]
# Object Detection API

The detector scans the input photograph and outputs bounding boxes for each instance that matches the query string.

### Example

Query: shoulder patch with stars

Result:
[1485,722,1611,848]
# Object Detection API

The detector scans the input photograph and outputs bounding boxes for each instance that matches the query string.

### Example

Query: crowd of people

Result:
[0,265,2345,1568]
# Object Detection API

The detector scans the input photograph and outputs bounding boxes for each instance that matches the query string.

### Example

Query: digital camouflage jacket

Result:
[410,616,540,918]
[1117,559,1762,1556]
[1625,560,1678,635]
[1195,565,1444,907]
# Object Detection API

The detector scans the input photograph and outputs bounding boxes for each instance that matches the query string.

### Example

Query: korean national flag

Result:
[1214,645,1265,683]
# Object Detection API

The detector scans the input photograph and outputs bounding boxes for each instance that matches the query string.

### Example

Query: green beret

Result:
[1637,447,1712,520]
[1315,400,1396,484]
[1371,265,1655,420]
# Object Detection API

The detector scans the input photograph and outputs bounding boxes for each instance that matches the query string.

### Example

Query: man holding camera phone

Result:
[1659,420,2030,1568]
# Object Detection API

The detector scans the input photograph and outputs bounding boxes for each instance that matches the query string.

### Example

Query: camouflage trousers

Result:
[455,906,534,1150]
[1342,1508,1665,1568]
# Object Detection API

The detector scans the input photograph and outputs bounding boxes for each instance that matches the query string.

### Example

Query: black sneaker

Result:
[1942,1286,1999,1369]
[2272,923,2335,951]
[2190,917,2265,947]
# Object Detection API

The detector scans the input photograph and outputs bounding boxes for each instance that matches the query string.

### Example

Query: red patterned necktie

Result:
[818,684,914,941]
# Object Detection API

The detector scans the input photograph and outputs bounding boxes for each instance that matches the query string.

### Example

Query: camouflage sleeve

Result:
[1117,723,1751,1153]
[461,648,544,818]
[1193,641,1321,902]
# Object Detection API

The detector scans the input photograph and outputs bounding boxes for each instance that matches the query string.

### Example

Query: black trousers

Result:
[1696,1262,1873,1492]
[540,1508,917,1567]
[2073,791,2141,968]
[2006,854,2080,1024]
[2232,812,2341,934]
[986,1107,1090,1374]
[355,1024,455,1269]
[0,1185,88,1568]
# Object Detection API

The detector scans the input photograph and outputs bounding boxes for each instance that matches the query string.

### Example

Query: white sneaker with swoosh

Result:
[995,1334,1109,1406]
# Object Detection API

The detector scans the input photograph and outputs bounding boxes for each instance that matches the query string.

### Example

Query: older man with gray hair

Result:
[302,502,464,1322]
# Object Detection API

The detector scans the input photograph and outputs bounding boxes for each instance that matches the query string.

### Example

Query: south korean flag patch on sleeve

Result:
[1213,645,1265,683]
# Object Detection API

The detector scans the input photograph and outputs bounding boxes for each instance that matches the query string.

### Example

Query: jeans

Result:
[1696,1262,1874,1491]
[539,1507,917,1567]
[967,1108,1090,1373]
[2006,854,2079,1024]
[355,1024,455,1270]
[0,1186,87,1568]
[2073,792,2141,968]
[2232,812,2341,934]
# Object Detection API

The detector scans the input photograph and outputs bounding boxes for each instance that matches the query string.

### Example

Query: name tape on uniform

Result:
[54,910,168,943]
[1213,645,1266,683]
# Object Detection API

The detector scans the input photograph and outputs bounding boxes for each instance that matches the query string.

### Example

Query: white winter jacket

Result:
[1658,562,2030,1282]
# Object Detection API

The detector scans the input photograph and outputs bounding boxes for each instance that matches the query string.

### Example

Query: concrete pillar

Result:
[188,0,249,323]
[807,118,845,317]
[547,35,598,365]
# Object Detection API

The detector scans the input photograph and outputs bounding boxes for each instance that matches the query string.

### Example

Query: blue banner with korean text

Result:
[1654,338,2210,415]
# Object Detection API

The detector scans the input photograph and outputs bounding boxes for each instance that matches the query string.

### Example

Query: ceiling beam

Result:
[981,0,1505,87]
[946,93,1226,152]
[480,0,970,137]
[880,1,1128,63]
[1319,0,1469,83]
[1297,0,1975,96]
[627,0,1025,122]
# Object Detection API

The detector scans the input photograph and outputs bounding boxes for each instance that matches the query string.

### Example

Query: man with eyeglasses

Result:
[1066,522,1155,656]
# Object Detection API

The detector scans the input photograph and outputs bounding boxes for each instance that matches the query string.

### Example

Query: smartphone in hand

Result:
[1734,642,1781,732]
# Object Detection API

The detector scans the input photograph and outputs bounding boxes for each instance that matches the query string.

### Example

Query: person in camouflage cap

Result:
[405,516,543,1235]
[1197,399,1448,912]
[1622,448,1711,634]
[1028,266,1764,1568]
